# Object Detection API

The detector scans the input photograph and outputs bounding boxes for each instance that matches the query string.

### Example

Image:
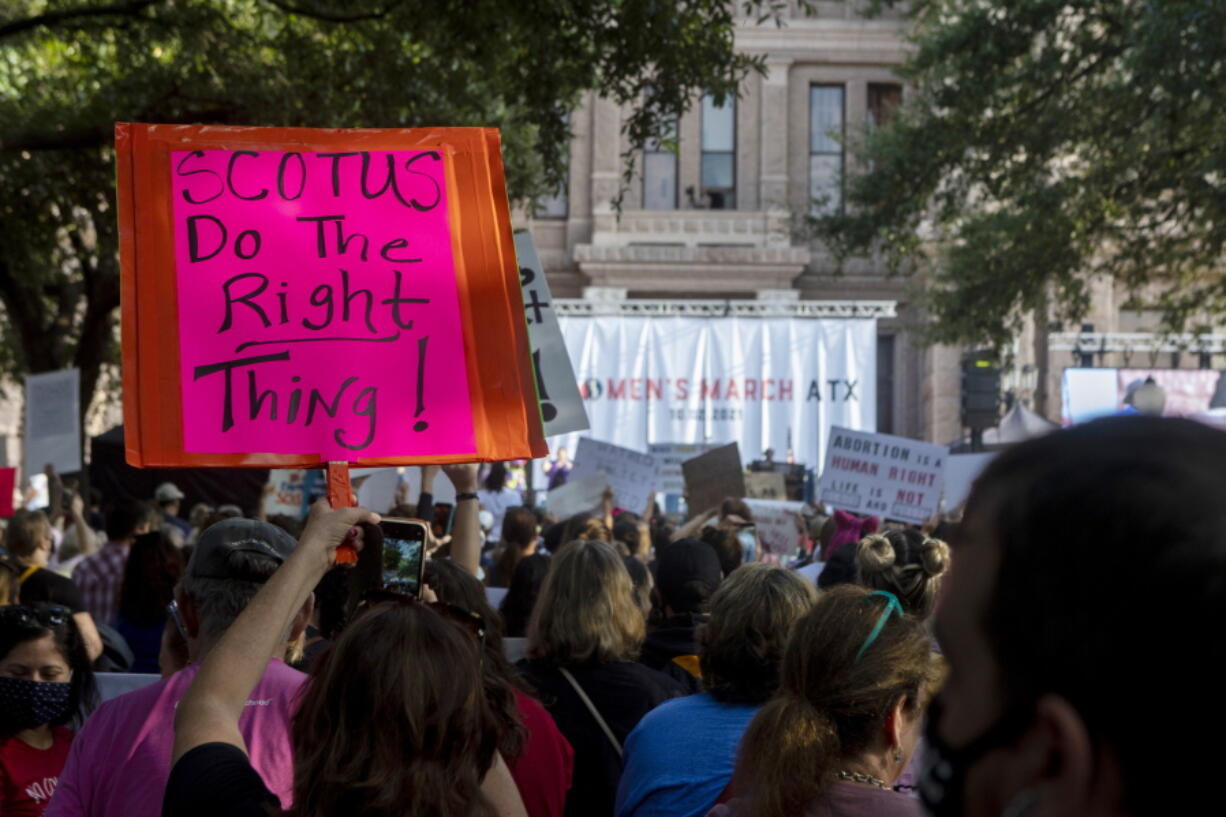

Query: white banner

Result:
[554,316,876,470]
[820,427,947,524]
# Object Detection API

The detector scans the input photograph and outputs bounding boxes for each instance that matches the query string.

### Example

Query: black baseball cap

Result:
[187,519,298,582]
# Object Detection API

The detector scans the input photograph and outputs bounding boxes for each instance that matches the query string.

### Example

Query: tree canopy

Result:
[0,0,796,417]
[818,0,1226,352]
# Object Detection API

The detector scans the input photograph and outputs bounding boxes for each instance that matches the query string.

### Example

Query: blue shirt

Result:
[615,692,760,817]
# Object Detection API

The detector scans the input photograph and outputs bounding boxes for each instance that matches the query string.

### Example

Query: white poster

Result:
[942,453,996,512]
[516,232,589,437]
[820,427,947,524]
[263,469,310,517]
[648,442,719,495]
[555,316,876,471]
[547,472,609,519]
[745,498,807,563]
[25,369,81,474]
[570,437,658,515]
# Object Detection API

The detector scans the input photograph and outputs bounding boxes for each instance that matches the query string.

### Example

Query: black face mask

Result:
[919,696,1032,817]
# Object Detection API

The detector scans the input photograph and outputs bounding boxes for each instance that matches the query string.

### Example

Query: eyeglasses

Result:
[0,603,73,630]
[358,590,486,645]
[165,600,189,641]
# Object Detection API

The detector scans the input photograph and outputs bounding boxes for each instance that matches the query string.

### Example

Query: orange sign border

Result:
[116,122,546,467]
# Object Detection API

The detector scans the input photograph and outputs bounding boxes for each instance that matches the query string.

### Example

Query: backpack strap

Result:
[558,667,622,759]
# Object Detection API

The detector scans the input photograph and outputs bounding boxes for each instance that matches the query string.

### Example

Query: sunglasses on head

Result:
[0,603,73,630]
[358,590,486,645]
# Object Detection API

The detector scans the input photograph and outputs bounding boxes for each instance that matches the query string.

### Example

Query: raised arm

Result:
[173,502,378,763]
[68,492,97,558]
[671,506,719,542]
[441,463,481,577]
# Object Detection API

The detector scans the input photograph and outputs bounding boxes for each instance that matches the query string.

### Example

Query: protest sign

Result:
[648,442,719,494]
[24,473,49,512]
[355,468,399,514]
[745,472,787,500]
[819,427,946,524]
[547,471,609,519]
[263,469,309,517]
[515,232,588,437]
[570,438,658,514]
[25,369,81,474]
[682,443,745,517]
[744,498,806,561]
[0,467,15,517]
[942,452,996,511]
[117,123,546,469]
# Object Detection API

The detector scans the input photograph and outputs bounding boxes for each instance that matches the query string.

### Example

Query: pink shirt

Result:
[45,659,306,817]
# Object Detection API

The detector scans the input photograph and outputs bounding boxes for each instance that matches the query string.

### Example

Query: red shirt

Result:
[508,689,574,817]
[0,727,74,816]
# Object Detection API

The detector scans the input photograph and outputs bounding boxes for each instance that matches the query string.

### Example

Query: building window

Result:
[535,178,568,219]
[809,85,844,214]
[867,83,903,129]
[700,94,736,210]
[643,116,678,210]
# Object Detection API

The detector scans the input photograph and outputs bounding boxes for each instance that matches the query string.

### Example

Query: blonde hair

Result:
[855,530,950,618]
[527,539,645,665]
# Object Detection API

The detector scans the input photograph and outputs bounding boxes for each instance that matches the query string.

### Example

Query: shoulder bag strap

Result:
[18,565,41,585]
[558,666,623,759]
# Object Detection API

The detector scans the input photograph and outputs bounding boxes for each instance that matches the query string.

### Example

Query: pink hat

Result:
[826,510,880,559]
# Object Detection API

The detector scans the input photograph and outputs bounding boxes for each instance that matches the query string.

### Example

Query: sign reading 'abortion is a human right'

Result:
[171,149,473,460]
[819,427,947,524]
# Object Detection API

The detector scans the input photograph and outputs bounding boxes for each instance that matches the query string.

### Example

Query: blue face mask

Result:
[0,676,72,731]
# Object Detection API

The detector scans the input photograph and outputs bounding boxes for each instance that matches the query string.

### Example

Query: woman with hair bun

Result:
[713,585,942,817]
[854,529,950,619]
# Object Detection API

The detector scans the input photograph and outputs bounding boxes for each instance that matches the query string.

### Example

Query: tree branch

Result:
[0,1,160,40]
[0,124,111,152]
[260,0,404,23]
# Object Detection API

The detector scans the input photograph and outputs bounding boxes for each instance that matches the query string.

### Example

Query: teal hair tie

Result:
[854,590,904,662]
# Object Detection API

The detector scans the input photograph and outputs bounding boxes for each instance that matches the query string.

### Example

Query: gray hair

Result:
[180,550,281,641]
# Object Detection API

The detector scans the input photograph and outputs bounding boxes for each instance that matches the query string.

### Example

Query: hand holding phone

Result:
[379,517,429,596]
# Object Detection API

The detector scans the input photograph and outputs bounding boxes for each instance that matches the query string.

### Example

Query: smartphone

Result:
[379,517,429,596]
[737,525,758,564]
[432,503,454,538]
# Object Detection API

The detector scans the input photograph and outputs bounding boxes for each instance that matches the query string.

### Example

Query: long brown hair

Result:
[527,539,644,665]
[425,558,528,760]
[291,601,498,817]
[732,585,941,817]
[488,506,537,588]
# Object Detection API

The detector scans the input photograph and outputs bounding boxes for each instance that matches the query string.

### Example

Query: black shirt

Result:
[517,658,686,817]
[18,566,86,612]
[640,613,707,694]
[163,743,280,817]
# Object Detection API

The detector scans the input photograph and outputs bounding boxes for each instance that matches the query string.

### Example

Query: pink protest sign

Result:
[170,149,475,460]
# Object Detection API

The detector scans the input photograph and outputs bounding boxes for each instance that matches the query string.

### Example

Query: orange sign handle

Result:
[327,461,358,565]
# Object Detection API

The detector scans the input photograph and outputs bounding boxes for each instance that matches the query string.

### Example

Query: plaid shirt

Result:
[72,541,130,627]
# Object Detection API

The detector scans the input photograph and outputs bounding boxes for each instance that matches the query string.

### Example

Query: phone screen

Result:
[737,526,757,564]
[380,519,427,596]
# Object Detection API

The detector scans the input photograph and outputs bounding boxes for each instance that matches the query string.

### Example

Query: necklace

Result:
[836,770,890,790]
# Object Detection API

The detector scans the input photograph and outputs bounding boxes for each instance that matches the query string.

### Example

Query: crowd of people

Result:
[1,415,1222,817]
